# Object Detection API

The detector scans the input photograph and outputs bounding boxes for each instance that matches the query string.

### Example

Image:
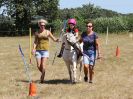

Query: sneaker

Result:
[57,54,62,58]
[40,80,44,84]
[84,76,88,82]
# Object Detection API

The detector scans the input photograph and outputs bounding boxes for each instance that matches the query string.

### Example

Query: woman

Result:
[57,18,79,57]
[79,20,101,83]
[32,19,59,83]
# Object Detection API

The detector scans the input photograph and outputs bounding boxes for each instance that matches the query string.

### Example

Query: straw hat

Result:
[38,19,48,26]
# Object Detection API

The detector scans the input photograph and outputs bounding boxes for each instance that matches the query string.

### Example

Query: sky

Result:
[59,0,133,14]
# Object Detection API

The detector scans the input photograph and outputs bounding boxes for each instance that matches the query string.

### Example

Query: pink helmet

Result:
[68,18,76,25]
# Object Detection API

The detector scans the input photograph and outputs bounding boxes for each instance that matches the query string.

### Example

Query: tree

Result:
[34,0,59,22]
[0,0,59,36]
[0,0,33,35]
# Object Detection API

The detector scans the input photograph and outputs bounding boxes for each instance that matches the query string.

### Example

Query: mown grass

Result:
[0,33,133,99]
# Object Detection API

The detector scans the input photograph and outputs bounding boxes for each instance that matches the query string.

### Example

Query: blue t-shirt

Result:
[81,32,98,51]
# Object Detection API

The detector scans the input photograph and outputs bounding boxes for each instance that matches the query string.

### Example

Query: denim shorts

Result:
[35,50,49,59]
[83,50,96,66]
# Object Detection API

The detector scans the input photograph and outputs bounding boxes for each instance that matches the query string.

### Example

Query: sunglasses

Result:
[86,25,93,28]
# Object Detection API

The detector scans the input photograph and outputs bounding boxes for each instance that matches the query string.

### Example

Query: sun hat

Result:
[38,19,48,26]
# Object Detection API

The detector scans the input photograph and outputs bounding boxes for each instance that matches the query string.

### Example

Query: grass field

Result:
[0,33,133,99]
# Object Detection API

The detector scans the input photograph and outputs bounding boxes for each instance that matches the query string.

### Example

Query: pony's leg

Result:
[79,61,83,81]
[72,61,77,83]
[65,61,72,82]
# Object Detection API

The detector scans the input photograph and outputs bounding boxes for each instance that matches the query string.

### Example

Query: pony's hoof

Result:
[79,77,82,82]
[89,80,93,83]
[71,81,76,84]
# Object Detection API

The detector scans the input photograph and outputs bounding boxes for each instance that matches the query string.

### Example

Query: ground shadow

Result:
[16,79,31,83]
[38,79,71,84]
[16,79,42,84]
[16,79,71,84]
[30,79,70,84]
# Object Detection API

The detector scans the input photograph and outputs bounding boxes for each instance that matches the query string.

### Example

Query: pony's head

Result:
[66,32,77,45]
[65,32,83,57]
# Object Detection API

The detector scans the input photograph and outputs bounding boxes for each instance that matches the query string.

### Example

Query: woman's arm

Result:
[49,31,59,42]
[75,32,79,38]
[32,34,38,54]
[96,38,102,58]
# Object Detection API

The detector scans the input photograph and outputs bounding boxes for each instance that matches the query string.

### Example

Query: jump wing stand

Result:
[52,20,67,65]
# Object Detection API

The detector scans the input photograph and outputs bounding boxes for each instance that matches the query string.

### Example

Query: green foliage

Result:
[76,18,86,32]
[35,0,59,22]
[0,15,16,36]
[126,15,133,32]
[94,16,128,33]
[0,0,59,36]
[0,1,133,36]
[51,19,62,33]
[59,3,121,21]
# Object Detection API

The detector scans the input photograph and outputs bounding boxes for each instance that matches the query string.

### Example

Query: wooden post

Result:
[105,26,109,45]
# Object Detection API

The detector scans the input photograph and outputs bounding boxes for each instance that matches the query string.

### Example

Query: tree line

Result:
[0,0,133,36]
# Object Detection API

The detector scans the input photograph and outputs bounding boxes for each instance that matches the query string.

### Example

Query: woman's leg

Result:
[40,57,48,83]
[36,58,42,72]
[89,65,94,83]
[84,64,89,82]
[83,55,89,82]
[35,51,42,73]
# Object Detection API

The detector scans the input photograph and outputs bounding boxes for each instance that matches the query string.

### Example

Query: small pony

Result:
[62,32,83,83]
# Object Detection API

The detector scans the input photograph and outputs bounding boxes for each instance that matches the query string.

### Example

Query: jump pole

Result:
[29,27,32,64]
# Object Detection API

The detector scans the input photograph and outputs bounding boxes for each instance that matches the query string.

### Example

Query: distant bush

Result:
[1,15,133,36]
[0,19,16,36]
[126,16,133,32]
[93,16,128,33]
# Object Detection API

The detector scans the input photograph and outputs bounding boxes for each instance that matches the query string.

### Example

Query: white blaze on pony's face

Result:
[66,33,77,44]
[63,32,77,50]
[64,32,82,52]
